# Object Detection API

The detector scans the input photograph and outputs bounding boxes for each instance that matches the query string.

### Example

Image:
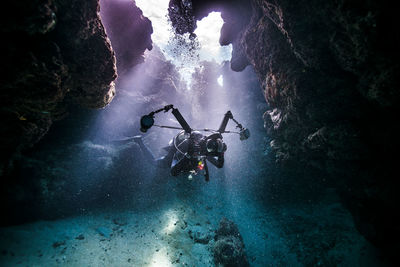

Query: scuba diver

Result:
[134,104,250,182]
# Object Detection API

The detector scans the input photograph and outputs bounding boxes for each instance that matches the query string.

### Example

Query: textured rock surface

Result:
[212,218,249,267]
[172,0,400,260]
[0,0,117,175]
[0,46,185,226]
[168,0,252,71]
[99,0,153,75]
[238,1,400,259]
[1,0,398,263]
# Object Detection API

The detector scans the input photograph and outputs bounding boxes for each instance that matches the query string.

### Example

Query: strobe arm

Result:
[171,107,191,133]
[218,111,233,133]
[150,104,173,115]
[217,110,250,140]
[140,104,173,132]
[140,104,192,133]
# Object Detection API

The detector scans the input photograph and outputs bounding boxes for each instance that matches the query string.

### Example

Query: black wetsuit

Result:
[136,132,224,176]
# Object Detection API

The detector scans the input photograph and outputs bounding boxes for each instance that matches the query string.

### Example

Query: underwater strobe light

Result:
[140,115,154,133]
[239,128,250,140]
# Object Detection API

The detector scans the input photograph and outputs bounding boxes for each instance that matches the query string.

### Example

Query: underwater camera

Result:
[140,115,154,133]
[137,105,250,181]
[239,128,250,140]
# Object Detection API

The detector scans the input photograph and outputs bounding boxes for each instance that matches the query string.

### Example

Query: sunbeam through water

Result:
[136,0,231,87]
[0,0,390,266]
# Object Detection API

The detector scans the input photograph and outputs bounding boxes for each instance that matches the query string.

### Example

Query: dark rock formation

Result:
[0,45,186,226]
[239,1,400,260]
[169,0,400,261]
[212,218,249,267]
[168,0,252,71]
[99,0,153,76]
[0,0,155,177]
[0,0,117,175]
[0,0,156,224]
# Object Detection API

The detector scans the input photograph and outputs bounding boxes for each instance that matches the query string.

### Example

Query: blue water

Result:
[0,52,386,266]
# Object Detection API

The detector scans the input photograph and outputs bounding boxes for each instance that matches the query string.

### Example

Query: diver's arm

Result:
[206,154,224,168]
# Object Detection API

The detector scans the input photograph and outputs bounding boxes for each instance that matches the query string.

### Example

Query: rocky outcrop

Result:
[238,0,400,259]
[242,0,399,168]
[99,0,153,76]
[212,218,249,267]
[0,0,117,175]
[168,0,252,71]
[170,0,400,261]
[0,45,186,226]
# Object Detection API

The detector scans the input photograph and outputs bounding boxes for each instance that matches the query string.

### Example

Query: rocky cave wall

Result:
[99,0,153,76]
[1,0,399,261]
[0,45,187,226]
[0,0,154,224]
[0,0,118,176]
[170,0,400,260]
[0,0,154,173]
[243,0,399,258]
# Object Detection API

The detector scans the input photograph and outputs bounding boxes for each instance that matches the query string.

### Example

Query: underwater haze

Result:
[0,0,393,266]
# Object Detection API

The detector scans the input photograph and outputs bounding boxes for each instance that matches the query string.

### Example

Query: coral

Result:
[0,46,185,225]
[173,0,400,261]
[0,0,154,175]
[214,217,242,241]
[212,218,249,267]
[237,1,400,258]
[213,237,248,267]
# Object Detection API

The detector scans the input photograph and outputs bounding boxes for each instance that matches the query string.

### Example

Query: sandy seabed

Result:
[0,176,385,266]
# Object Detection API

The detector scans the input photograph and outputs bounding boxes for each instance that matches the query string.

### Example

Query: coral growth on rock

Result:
[237,1,400,258]
[0,0,155,177]
[0,0,117,175]
[212,218,249,267]
[170,0,400,260]
[99,0,153,75]
[0,0,398,263]
[0,45,186,225]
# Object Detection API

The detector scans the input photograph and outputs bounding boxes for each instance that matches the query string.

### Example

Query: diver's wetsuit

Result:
[135,132,224,176]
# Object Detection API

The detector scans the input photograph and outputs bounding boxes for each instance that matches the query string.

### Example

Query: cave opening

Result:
[0,0,395,266]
